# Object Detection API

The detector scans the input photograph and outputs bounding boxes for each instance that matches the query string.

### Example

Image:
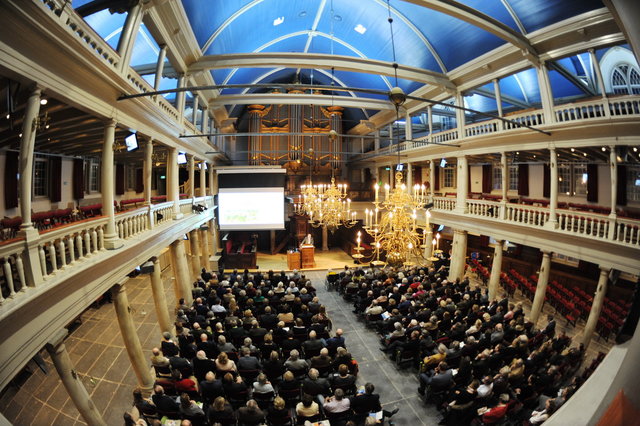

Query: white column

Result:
[208,165,215,196]
[406,162,413,189]
[199,161,207,197]
[200,228,210,267]
[176,75,187,120]
[149,256,173,335]
[192,96,199,126]
[188,155,195,198]
[101,120,123,250]
[545,148,558,229]
[530,250,552,327]
[427,105,433,144]
[111,283,155,395]
[202,107,209,134]
[488,240,504,301]
[493,78,503,117]
[455,155,468,214]
[116,0,143,72]
[18,87,42,232]
[429,159,436,200]
[46,330,106,426]
[589,49,607,98]
[448,229,468,282]
[455,92,465,137]
[537,63,555,124]
[404,111,412,141]
[609,146,617,217]
[153,45,168,91]
[374,130,380,151]
[582,267,610,348]
[501,152,508,202]
[189,229,201,279]
[143,138,153,205]
[170,239,193,305]
[167,148,182,219]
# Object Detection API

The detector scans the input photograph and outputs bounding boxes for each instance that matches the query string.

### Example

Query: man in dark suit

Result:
[418,361,454,396]
[160,332,179,357]
[237,347,262,371]
[193,350,217,383]
[199,371,224,405]
[197,333,219,359]
[350,382,382,420]
[302,368,331,403]
[259,306,278,331]
[152,385,179,413]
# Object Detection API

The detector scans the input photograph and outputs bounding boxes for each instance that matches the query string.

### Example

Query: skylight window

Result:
[354,24,367,34]
[273,16,285,26]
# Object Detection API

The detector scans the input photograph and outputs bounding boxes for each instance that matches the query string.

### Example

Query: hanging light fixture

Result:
[362,0,428,267]
[293,0,357,232]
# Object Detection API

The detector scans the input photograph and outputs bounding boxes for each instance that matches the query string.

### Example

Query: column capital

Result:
[453,229,467,236]
[46,328,69,350]
[541,249,552,257]
[599,265,611,273]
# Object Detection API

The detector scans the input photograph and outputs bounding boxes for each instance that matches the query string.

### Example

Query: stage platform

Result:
[222,248,359,273]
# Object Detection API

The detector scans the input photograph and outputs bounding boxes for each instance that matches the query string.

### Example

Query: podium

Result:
[287,251,301,270]
[300,245,315,269]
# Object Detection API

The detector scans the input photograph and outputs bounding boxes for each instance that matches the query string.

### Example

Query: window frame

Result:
[33,156,49,198]
[508,165,518,191]
[441,164,456,189]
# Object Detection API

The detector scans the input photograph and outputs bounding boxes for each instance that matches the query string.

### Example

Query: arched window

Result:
[610,63,640,95]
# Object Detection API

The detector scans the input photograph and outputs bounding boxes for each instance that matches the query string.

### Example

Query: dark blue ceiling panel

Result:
[505,0,604,33]
[457,0,522,33]
[548,69,584,99]
[499,68,541,106]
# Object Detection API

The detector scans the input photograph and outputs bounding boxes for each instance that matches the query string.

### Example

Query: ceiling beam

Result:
[472,87,531,109]
[208,93,396,111]
[547,61,597,97]
[400,0,538,63]
[188,52,455,90]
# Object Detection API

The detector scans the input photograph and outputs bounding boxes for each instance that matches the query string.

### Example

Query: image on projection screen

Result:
[218,188,284,230]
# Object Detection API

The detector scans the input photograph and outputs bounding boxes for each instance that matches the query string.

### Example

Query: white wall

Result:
[529,164,544,198]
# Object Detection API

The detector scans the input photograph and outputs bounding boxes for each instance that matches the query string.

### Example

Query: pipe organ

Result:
[246,93,344,171]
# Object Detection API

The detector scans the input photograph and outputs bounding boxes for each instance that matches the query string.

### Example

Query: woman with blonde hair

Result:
[267,396,290,423]
[215,351,237,373]
[208,396,234,424]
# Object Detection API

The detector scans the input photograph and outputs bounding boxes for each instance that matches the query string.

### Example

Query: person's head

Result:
[223,372,234,383]
[301,393,313,407]
[289,349,299,360]
[162,332,172,340]
[272,396,285,410]
[257,373,267,385]
[205,371,215,382]
[180,393,191,408]
[180,420,192,426]
[133,388,143,402]
[308,368,319,380]
[364,417,378,426]
[334,388,344,401]
[218,335,226,344]
[320,348,329,357]
[242,347,251,357]
[499,393,510,404]
[364,382,375,395]
[217,352,229,364]
[154,385,164,395]
[546,398,556,414]
[338,364,349,376]
[246,399,259,411]
[152,347,161,356]
[283,371,294,382]
[213,396,226,411]
[309,330,317,340]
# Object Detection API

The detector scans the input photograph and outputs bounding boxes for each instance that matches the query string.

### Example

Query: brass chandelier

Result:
[295,175,357,230]
[363,170,428,266]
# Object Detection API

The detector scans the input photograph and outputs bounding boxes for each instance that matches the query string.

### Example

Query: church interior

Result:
[0,0,639,425]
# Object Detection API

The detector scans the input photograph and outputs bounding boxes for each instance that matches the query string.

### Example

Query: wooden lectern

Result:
[287,251,301,270]
[300,245,315,269]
